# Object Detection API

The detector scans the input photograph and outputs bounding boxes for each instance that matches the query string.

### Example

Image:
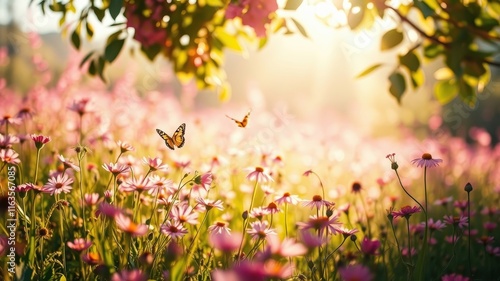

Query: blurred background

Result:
[1,0,499,144]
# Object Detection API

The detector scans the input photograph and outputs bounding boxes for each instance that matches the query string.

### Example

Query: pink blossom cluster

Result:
[125,0,169,47]
[226,0,279,37]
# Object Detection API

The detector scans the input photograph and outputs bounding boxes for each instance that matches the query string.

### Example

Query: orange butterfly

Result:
[226,111,251,128]
[156,123,186,150]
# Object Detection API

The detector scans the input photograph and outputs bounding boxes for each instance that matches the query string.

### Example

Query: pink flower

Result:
[274,192,301,205]
[102,162,130,176]
[425,218,447,232]
[263,202,280,214]
[209,230,242,253]
[31,134,51,149]
[0,149,21,164]
[339,264,373,281]
[360,237,381,256]
[411,153,443,168]
[245,166,273,183]
[117,140,134,153]
[302,195,334,209]
[81,252,102,265]
[0,115,22,126]
[161,220,188,239]
[120,176,154,193]
[84,193,100,206]
[338,227,359,239]
[247,221,276,240]
[391,206,421,219]
[296,214,342,236]
[196,197,224,211]
[194,172,213,191]
[441,273,470,281]
[444,215,468,229]
[258,235,307,259]
[115,214,148,237]
[170,203,199,225]
[143,156,167,172]
[0,235,8,256]
[434,196,453,207]
[249,207,270,220]
[15,183,35,193]
[208,221,231,235]
[96,202,124,218]
[212,261,267,281]
[299,230,328,248]
[111,269,148,281]
[58,155,80,172]
[226,0,278,37]
[42,174,74,195]
[67,238,92,251]
[0,134,20,149]
[68,98,93,116]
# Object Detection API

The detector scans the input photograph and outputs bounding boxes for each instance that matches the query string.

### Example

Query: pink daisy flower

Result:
[0,133,20,148]
[296,214,342,236]
[208,221,231,235]
[67,238,92,251]
[391,206,422,219]
[0,148,21,165]
[161,220,188,239]
[245,166,273,183]
[259,235,307,258]
[115,213,148,237]
[263,202,281,214]
[424,218,447,232]
[247,221,276,240]
[196,197,224,211]
[0,115,22,126]
[338,227,359,239]
[299,230,328,248]
[102,162,130,176]
[68,97,93,116]
[411,152,443,168]
[274,192,301,205]
[441,273,470,281]
[58,155,80,172]
[148,175,175,196]
[120,176,154,193]
[143,156,168,172]
[96,202,124,218]
[194,172,213,191]
[339,264,374,281]
[42,173,74,195]
[249,207,271,220]
[116,140,134,153]
[209,231,242,253]
[360,237,381,255]
[170,203,199,225]
[81,252,102,265]
[84,193,100,206]
[444,215,469,229]
[302,195,334,209]
[111,269,148,281]
[30,134,51,149]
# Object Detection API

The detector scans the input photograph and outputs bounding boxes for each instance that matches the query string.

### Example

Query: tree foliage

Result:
[32,0,500,104]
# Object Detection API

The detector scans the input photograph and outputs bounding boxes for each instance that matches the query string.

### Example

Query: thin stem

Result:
[237,180,259,260]
[467,191,472,278]
[395,170,426,216]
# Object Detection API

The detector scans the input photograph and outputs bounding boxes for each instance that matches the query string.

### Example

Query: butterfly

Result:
[156,123,186,150]
[226,110,251,128]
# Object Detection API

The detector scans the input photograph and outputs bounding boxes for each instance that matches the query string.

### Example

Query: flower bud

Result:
[391,162,399,170]
[464,182,473,192]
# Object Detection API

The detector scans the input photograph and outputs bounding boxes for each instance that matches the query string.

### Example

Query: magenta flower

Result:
[84,193,100,206]
[339,264,373,281]
[444,215,469,229]
[68,97,93,116]
[0,148,21,165]
[194,172,213,191]
[31,134,51,149]
[441,273,470,281]
[411,153,443,168]
[258,235,307,258]
[425,218,447,232]
[360,237,381,256]
[115,214,148,237]
[296,214,342,236]
[391,206,422,219]
[67,238,92,251]
[196,197,224,211]
[299,230,328,248]
[245,166,273,183]
[225,0,278,37]
[161,220,188,239]
[15,183,35,193]
[42,173,74,195]
[209,231,242,253]
[96,202,123,218]
[119,176,154,193]
[247,221,276,240]
[111,269,148,281]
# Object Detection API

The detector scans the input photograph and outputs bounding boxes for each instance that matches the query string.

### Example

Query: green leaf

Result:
[464,61,486,77]
[93,7,105,22]
[86,21,94,39]
[399,51,420,72]
[356,63,383,78]
[434,79,458,104]
[214,28,242,52]
[109,0,122,20]
[410,68,425,88]
[445,46,465,76]
[413,0,435,18]
[291,18,308,38]
[71,29,80,50]
[388,71,406,103]
[141,45,162,61]
[284,0,304,10]
[104,39,125,63]
[381,28,404,51]
[79,52,94,68]
[88,60,96,76]
[458,78,476,105]
[423,43,442,58]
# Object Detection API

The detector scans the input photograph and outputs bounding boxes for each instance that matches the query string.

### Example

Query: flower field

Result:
[1,37,500,281]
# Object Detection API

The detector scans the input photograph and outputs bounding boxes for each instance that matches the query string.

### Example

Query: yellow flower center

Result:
[422,153,432,160]
[255,167,264,173]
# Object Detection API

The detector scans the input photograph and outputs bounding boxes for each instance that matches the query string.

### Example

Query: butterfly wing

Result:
[156,128,176,150]
[226,111,250,128]
[172,123,186,148]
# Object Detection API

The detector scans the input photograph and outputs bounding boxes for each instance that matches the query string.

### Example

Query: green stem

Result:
[237,180,259,260]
